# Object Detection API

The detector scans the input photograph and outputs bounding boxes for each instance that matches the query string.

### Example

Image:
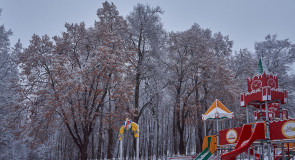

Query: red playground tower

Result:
[218,58,295,160]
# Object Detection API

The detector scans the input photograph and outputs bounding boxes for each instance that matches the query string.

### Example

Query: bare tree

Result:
[16,3,134,159]
[255,34,295,112]
[0,9,23,159]
[127,4,166,123]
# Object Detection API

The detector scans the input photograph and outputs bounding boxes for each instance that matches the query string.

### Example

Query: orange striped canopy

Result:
[202,99,234,120]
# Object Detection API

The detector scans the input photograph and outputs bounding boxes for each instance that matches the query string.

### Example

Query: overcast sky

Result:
[1,0,295,52]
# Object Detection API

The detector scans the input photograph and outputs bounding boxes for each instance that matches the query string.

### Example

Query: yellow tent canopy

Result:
[202,99,234,121]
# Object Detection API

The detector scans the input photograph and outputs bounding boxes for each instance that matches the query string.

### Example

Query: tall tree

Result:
[0,9,23,159]
[255,34,295,112]
[166,24,236,154]
[94,2,135,159]
[126,4,165,123]
[228,49,256,122]
[17,3,134,159]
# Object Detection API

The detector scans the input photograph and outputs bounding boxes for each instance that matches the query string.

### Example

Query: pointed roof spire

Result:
[202,99,234,120]
[256,58,269,75]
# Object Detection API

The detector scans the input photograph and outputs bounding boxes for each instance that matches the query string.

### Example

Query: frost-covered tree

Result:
[0,9,23,159]
[94,2,135,159]
[126,4,166,123]
[255,34,295,113]
[255,34,295,76]
[125,5,168,158]
[230,49,256,81]
[17,3,134,159]
[166,24,236,154]
[227,49,256,122]
[10,2,295,159]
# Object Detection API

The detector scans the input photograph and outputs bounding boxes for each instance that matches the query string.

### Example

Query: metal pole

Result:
[265,101,271,160]
[120,138,123,160]
[136,137,139,160]
[253,147,256,160]
[260,103,263,121]
[217,118,219,160]
[287,143,290,159]
[260,102,264,160]
[246,105,249,124]
[204,120,206,137]
[282,140,285,160]
[246,105,250,159]
[279,100,282,120]
[274,144,276,159]
[248,148,250,160]
[261,141,264,160]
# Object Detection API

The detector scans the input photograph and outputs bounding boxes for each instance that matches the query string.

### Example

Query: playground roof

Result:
[256,58,269,75]
[202,99,234,120]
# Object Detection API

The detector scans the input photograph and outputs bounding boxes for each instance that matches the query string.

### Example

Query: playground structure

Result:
[118,59,295,160]
[195,135,217,160]
[198,58,295,160]
[118,118,139,160]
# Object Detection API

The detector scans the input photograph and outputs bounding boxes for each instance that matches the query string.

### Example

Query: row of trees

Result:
[1,2,295,160]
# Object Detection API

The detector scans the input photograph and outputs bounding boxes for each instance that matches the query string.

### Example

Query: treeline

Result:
[1,2,295,160]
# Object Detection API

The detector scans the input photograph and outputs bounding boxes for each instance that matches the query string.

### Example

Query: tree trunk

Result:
[165,107,170,157]
[97,108,103,159]
[197,124,203,152]
[174,84,182,155]
[133,64,141,158]
[81,152,88,160]
[91,133,95,159]
[173,108,178,155]
[156,117,159,160]
[107,87,114,159]
[179,129,185,155]
[135,70,140,112]
[107,127,113,159]
[80,144,88,160]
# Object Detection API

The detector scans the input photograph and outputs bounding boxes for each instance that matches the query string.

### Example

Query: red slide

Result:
[221,122,265,160]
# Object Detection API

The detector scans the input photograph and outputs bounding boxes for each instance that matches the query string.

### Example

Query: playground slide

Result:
[221,122,265,160]
[195,145,212,160]
[195,136,216,160]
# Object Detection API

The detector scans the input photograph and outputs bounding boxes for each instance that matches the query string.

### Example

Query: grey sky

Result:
[1,0,295,52]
